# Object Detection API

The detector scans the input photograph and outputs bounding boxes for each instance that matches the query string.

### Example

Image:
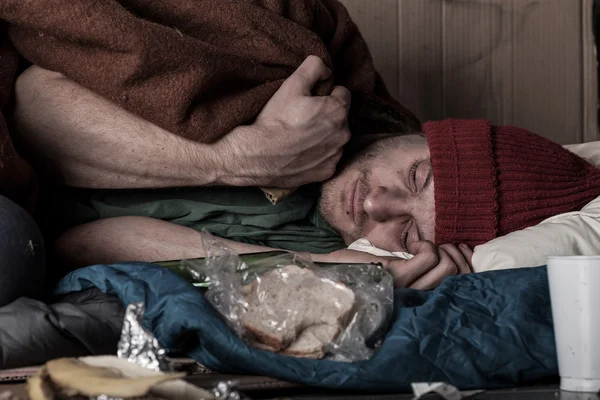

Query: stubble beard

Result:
[318,160,371,243]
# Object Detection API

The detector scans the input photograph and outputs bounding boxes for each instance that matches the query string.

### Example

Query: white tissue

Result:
[411,382,483,400]
[348,238,413,259]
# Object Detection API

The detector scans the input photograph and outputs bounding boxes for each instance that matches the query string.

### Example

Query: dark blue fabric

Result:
[55,263,557,392]
[0,195,45,307]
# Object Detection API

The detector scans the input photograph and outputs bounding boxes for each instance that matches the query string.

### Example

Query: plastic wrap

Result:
[183,232,394,362]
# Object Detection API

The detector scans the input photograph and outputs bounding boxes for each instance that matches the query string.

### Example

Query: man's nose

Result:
[363,186,410,222]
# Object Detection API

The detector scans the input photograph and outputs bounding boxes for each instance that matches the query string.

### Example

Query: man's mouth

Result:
[345,177,363,227]
[354,178,364,225]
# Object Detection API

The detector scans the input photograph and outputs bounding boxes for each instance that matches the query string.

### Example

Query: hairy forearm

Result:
[55,215,385,270]
[14,56,353,189]
[13,66,240,189]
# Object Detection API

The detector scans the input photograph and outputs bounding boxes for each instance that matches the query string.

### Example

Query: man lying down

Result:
[15,67,600,289]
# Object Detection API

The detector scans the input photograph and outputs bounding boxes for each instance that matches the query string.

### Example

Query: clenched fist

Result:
[386,241,473,290]
[217,55,352,188]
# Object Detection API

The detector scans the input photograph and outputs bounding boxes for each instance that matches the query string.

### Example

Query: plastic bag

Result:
[182,232,394,362]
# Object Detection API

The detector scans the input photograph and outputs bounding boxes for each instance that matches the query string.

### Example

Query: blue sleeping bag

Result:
[55,263,557,392]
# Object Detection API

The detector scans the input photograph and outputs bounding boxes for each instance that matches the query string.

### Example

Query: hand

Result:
[217,55,352,188]
[386,241,473,290]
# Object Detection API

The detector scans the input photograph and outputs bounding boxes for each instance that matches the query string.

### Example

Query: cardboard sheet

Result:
[340,0,598,144]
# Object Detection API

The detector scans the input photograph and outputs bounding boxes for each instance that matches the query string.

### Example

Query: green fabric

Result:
[44,185,346,254]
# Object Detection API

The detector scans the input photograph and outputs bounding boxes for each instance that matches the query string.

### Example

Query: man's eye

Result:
[410,160,420,191]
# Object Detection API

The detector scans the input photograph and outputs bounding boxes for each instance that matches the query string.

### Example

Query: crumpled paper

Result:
[411,382,484,400]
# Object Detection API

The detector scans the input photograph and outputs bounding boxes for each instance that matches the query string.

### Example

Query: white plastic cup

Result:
[547,256,600,392]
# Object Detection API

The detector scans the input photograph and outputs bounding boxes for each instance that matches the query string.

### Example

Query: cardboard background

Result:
[340,0,598,144]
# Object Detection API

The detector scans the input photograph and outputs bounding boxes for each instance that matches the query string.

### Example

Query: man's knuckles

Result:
[436,253,459,276]
[292,57,325,81]
[339,126,352,146]
[413,243,439,266]
[319,162,338,180]
[330,90,351,109]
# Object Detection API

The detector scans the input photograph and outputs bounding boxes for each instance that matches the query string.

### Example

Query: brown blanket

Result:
[2,0,420,144]
[0,24,35,209]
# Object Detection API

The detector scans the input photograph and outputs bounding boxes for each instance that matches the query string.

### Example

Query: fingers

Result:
[439,244,471,274]
[321,149,344,180]
[281,55,331,96]
[459,244,474,272]
[284,148,344,186]
[408,247,459,290]
[385,241,467,290]
[330,85,351,112]
[408,240,439,267]
[386,241,439,288]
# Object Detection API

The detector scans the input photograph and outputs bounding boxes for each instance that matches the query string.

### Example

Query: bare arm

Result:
[55,216,468,290]
[53,216,383,269]
[14,66,223,188]
[13,56,350,189]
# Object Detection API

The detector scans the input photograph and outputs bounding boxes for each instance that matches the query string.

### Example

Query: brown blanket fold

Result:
[0,24,36,210]
[2,0,420,145]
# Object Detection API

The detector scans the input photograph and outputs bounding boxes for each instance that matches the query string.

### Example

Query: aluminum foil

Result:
[117,302,171,373]
[109,301,248,400]
[212,381,249,400]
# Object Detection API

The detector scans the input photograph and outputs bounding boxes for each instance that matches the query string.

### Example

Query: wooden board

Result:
[340,0,598,144]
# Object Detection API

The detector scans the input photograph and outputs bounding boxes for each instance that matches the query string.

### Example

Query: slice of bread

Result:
[241,265,355,356]
[282,324,340,359]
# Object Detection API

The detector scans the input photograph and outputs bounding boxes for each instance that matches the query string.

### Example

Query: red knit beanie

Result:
[424,119,600,247]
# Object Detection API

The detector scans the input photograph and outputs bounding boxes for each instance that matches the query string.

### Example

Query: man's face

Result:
[319,134,435,252]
